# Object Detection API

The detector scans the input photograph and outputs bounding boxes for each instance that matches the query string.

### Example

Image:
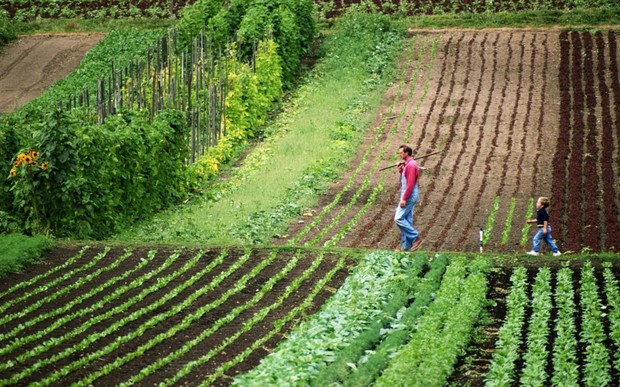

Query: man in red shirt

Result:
[394,144,423,251]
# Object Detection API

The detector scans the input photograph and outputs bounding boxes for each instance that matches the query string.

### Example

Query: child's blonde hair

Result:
[539,196,550,208]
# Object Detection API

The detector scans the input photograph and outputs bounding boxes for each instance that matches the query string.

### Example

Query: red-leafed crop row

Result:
[552,31,620,253]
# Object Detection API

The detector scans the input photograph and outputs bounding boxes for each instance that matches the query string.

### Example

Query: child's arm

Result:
[526,219,536,224]
[542,220,548,233]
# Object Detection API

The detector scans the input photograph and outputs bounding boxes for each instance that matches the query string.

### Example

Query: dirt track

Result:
[0,33,104,113]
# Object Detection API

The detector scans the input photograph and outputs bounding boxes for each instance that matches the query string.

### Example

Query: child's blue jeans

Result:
[532,225,559,253]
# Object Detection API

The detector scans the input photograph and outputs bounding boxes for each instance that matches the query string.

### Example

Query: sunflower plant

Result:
[8,148,51,234]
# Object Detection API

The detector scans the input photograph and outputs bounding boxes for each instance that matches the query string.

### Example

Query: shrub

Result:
[8,109,189,238]
[0,9,16,47]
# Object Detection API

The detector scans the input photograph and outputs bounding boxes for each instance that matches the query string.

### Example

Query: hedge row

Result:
[1,1,312,238]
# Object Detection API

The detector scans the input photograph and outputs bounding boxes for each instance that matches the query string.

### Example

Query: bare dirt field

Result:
[276,30,620,254]
[0,33,104,113]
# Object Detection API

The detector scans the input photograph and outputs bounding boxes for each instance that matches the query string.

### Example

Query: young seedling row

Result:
[0,246,352,385]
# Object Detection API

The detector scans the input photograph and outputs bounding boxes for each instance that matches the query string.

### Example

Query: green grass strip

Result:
[117,16,404,245]
[400,7,620,30]
[0,233,51,279]
[0,245,89,302]
[307,35,438,247]
[289,36,420,246]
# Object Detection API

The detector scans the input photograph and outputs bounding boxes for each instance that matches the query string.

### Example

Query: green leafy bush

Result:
[191,38,281,182]
[8,109,189,238]
[176,0,225,49]
[0,9,16,47]
[320,7,404,78]
[177,0,315,88]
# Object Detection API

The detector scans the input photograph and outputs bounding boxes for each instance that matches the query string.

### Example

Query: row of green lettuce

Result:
[0,0,318,238]
[233,251,491,385]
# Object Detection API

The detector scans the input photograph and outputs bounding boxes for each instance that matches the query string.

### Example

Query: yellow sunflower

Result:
[13,160,20,167]
[41,162,49,170]
[32,151,40,159]
[24,155,32,164]
[9,169,16,177]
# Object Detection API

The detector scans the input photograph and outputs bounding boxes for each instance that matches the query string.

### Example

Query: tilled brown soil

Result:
[0,33,104,113]
[276,30,620,254]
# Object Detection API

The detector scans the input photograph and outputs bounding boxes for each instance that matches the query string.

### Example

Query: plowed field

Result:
[276,30,620,254]
[0,33,104,113]
[0,246,353,385]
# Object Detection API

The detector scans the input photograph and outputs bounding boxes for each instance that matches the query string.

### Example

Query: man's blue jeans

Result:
[395,185,419,250]
[532,225,559,253]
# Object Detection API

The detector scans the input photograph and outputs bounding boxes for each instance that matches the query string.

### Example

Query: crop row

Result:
[0,246,351,385]
[316,0,619,18]
[235,254,491,386]
[484,262,620,385]
[1,0,188,20]
[552,30,620,252]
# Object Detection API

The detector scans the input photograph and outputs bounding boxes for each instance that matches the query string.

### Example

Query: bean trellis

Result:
[57,28,256,163]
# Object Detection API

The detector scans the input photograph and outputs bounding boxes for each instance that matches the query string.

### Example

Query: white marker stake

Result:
[479,228,483,253]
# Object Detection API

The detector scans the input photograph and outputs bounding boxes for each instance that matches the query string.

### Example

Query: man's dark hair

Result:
[399,144,413,156]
